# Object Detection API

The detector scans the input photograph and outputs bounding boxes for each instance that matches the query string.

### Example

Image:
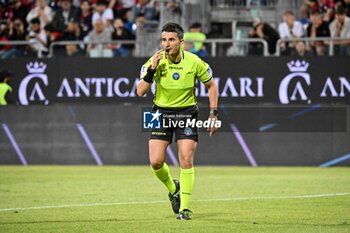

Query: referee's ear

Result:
[179,39,184,48]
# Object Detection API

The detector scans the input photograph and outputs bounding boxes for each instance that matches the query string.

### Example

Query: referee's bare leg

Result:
[149,139,177,199]
[149,139,169,170]
[177,139,197,212]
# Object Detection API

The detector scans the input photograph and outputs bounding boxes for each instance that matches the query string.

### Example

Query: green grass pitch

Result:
[0,166,349,233]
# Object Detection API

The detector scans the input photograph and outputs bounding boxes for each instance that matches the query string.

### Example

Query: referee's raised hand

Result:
[151,49,165,70]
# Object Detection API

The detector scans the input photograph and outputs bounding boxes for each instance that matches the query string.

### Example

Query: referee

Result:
[137,23,218,220]
[0,70,14,106]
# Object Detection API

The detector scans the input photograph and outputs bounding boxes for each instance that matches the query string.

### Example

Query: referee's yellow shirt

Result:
[140,50,213,108]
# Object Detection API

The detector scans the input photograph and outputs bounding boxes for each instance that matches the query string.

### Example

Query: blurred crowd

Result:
[247,0,350,56]
[1,0,350,58]
[0,0,182,58]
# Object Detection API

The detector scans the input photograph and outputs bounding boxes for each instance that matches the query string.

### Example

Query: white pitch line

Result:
[195,192,350,202]
[0,193,349,212]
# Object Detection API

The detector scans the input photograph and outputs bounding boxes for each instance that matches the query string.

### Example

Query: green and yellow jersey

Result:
[0,82,12,106]
[140,50,213,108]
[184,31,206,52]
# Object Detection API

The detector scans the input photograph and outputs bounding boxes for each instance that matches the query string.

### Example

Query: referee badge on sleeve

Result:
[207,66,213,77]
[140,65,147,78]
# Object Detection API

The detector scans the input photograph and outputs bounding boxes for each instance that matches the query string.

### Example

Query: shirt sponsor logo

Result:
[169,66,183,70]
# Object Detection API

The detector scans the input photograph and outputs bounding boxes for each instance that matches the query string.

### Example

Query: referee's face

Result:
[161,32,183,57]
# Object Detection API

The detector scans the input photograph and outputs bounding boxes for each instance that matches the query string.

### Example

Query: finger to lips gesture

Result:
[151,49,164,69]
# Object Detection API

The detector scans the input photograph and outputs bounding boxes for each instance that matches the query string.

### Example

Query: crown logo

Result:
[287,60,309,72]
[26,62,47,73]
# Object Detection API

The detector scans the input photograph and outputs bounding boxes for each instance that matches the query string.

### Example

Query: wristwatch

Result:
[209,109,218,116]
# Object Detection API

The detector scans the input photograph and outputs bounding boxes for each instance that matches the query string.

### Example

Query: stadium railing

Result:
[48,40,137,58]
[5,37,349,57]
[48,38,268,57]
[275,37,350,56]
[0,40,39,57]
[0,38,267,57]
[210,0,278,9]
[203,38,269,56]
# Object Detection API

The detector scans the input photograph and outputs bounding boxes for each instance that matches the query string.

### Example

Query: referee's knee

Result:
[180,155,193,169]
[150,160,164,170]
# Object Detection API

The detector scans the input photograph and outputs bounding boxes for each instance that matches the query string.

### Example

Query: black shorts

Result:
[150,105,199,143]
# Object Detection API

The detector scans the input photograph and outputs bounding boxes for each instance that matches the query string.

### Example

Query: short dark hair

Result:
[311,10,320,16]
[335,4,345,15]
[0,69,13,82]
[189,22,202,29]
[96,0,108,6]
[30,17,40,25]
[161,23,184,39]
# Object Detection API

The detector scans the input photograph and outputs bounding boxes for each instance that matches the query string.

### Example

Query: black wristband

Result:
[143,67,156,83]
